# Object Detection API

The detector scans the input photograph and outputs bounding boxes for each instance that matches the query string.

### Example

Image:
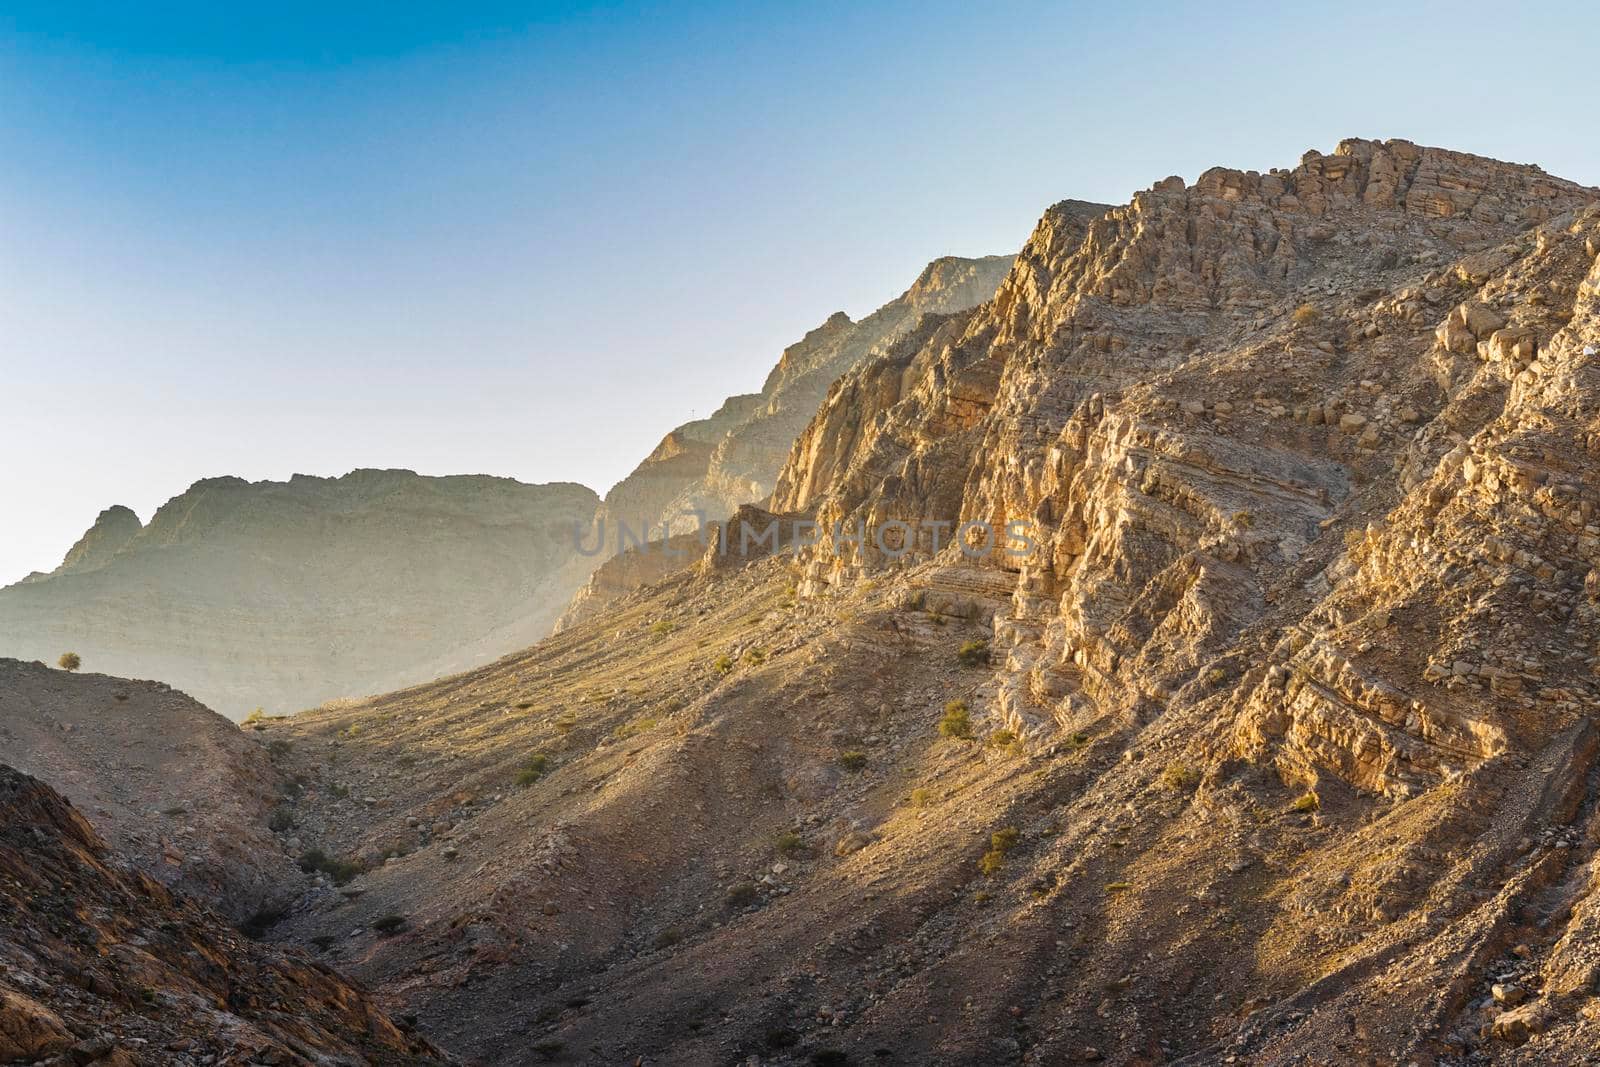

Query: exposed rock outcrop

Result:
[557,255,1015,630]
[0,764,450,1065]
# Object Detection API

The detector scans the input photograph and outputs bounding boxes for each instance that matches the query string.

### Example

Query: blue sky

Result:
[2,1,1597,582]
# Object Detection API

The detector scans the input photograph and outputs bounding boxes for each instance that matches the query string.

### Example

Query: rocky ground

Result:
[0,765,450,1066]
[0,658,303,925]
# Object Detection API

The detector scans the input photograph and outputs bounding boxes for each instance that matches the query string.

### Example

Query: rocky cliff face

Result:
[557,254,1014,630]
[0,764,450,1066]
[0,469,600,718]
[237,140,1600,1065]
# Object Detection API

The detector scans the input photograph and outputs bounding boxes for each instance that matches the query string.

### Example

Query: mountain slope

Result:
[0,658,302,924]
[243,139,1600,1066]
[556,254,1016,630]
[0,469,599,718]
[0,764,450,1066]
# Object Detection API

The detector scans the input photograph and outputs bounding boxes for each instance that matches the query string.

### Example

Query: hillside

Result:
[235,139,1600,1065]
[0,764,450,1065]
[557,254,1015,630]
[0,658,303,924]
[0,469,600,718]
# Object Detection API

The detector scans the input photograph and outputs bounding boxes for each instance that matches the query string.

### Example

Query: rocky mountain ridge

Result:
[556,254,1015,630]
[233,138,1600,1065]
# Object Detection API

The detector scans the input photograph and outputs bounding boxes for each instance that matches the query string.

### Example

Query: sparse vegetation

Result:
[612,716,659,741]
[1291,791,1321,813]
[956,638,989,667]
[554,712,578,734]
[985,728,1022,756]
[775,831,805,855]
[743,647,767,666]
[57,652,81,672]
[1204,667,1228,687]
[516,752,551,787]
[1106,881,1134,892]
[652,927,683,950]
[938,699,973,740]
[979,825,1021,876]
[267,805,296,833]
[725,882,759,908]
[838,750,867,771]
[908,787,934,808]
[372,914,408,935]
[297,848,365,885]
[242,708,266,726]
[650,619,676,636]
[713,654,734,676]
[1292,302,1319,325]
[1159,761,1199,791]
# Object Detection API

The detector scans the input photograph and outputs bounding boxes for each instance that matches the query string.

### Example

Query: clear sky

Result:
[3,1,1597,583]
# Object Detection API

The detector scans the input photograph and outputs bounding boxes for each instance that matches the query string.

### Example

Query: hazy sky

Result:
[3,1,1597,584]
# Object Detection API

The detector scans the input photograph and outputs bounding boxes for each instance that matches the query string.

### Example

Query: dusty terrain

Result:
[0,764,449,1065]
[10,137,1600,1066]
[0,658,302,925]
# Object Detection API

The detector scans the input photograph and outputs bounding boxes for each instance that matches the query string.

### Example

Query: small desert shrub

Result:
[1159,762,1199,791]
[612,716,659,741]
[713,654,734,676]
[343,724,363,739]
[979,826,1021,876]
[532,1040,565,1061]
[1291,791,1321,813]
[57,652,81,672]
[744,648,767,666]
[764,1027,800,1050]
[775,831,805,855]
[985,729,1020,754]
[554,712,578,734]
[242,708,266,726]
[1204,667,1228,687]
[908,787,934,808]
[650,619,676,636]
[1292,303,1319,325]
[652,927,683,950]
[267,805,296,833]
[297,848,364,885]
[938,699,973,740]
[956,639,990,667]
[1068,731,1091,748]
[1105,881,1133,892]
[309,934,337,952]
[267,739,293,758]
[838,750,867,772]
[515,700,536,710]
[516,752,551,787]
[329,783,351,800]
[372,914,408,935]
[1233,509,1254,528]
[725,882,759,908]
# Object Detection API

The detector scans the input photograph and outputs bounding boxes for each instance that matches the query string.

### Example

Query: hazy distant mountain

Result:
[0,469,598,718]
[557,253,1014,629]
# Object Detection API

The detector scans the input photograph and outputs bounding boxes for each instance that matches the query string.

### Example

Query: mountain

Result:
[12,137,1600,1066]
[224,139,1600,1064]
[555,254,1015,630]
[0,763,450,1065]
[0,469,599,719]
